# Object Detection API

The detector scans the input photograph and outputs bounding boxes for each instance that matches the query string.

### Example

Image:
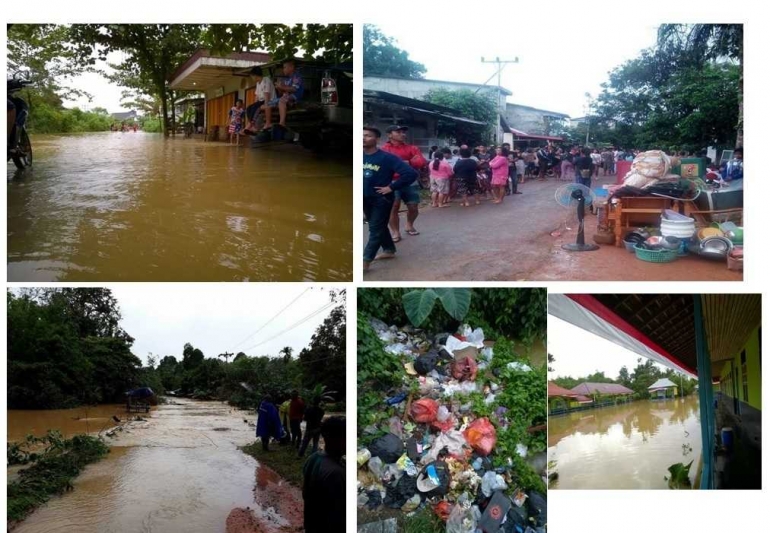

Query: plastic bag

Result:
[466,327,485,347]
[446,503,478,533]
[414,352,439,375]
[481,471,508,497]
[369,433,404,464]
[464,418,497,456]
[388,416,404,438]
[526,491,547,528]
[452,356,478,381]
[507,361,531,372]
[631,150,671,179]
[434,500,453,522]
[411,398,439,423]
[437,405,451,422]
[368,456,384,478]
[357,448,371,467]
[401,493,421,513]
[442,382,478,396]
[421,429,467,464]
[396,453,418,477]
[431,416,455,433]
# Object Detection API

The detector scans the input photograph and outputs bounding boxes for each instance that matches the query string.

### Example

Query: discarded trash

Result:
[411,398,439,423]
[464,418,497,456]
[452,356,479,381]
[357,448,372,467]
[446,501,479,533]
[369,433,404,464]
[507,361,532,372]
[368,456,384,478]
[479,490,512,532]
[414,352,439,375]
[481,471,508,497]
[384,392,407,406]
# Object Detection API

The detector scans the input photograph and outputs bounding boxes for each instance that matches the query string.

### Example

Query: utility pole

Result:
[218,351,234,364]
[481,56,519,143]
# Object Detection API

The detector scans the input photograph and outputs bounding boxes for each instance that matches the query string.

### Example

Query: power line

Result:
[242,300,336,353]
[230,287,310,351]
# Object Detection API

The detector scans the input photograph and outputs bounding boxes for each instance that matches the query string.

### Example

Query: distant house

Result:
[503,103,569,137]
[570,382,634,406]
[548,381,592,414]
[648,378,678,399]
[111,110,137,122]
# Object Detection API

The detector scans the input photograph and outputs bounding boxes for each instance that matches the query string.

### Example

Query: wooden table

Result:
[608,196,697,247]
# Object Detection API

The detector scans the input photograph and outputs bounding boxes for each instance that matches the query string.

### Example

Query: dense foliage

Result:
[422,88,497,146]
[358,288,547,343]
[363,24,426,79]
[8,288,346,410]
[588,23,742,151]
[7,432,109,522]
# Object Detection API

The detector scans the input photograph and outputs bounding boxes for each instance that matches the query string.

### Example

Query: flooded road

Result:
[11,398,302,533]
[7,133,352,281]
[548,396,702,489]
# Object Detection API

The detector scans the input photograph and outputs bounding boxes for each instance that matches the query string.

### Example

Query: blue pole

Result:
[693,295,715,489]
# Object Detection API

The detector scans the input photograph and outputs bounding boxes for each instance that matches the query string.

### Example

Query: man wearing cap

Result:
[363,127,418,272]
[244,66,276,133]
[381,125,427,242]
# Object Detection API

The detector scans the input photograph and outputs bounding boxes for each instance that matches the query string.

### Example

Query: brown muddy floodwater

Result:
[10,398,302,533]
[548,396,702,489]
[7,132,352,281]
[7,404,130,441]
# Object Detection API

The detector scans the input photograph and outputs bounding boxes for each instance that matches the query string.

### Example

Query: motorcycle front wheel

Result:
[12,127,32,169]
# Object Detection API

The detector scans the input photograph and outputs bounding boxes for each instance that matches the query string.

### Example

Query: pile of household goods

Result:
[622,212,743,268]
[609,150,700,200]
[357,320,547,533]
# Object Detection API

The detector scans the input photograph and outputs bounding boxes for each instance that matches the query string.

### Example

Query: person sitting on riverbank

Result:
[256,394,283,452]
[289,390,306,448]
[228,99,246,146]
[298,398,325,458]
[303,417,345,533]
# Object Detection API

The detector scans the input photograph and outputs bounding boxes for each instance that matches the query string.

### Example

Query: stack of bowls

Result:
[660,210,696,240]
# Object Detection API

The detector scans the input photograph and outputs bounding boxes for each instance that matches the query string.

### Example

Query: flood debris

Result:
[358,320,547,532]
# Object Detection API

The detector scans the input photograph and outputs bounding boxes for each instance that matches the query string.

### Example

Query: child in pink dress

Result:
[488,147,509,204]
[429,152,454,208]
[228,99,246,146]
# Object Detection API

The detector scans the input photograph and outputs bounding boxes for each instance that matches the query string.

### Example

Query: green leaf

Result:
[433,288,472,321]
[402,289,438,327]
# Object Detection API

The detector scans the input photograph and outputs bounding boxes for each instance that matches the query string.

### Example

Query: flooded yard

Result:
[548,396,702,489]
[7,132,352,281]
[9,399,302,533]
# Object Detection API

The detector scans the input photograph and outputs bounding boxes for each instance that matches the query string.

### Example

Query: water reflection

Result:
[549,396,701,489]
[7,133,352,281]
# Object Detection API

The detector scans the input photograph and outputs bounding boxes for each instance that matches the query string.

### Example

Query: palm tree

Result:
[658,24,743,147]
[279,346,293,363]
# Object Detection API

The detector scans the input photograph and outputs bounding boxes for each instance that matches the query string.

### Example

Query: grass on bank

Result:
[7,434,110,524]
[240,440,309,487]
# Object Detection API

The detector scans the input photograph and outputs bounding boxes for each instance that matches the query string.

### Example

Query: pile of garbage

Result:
[357,320,547,533]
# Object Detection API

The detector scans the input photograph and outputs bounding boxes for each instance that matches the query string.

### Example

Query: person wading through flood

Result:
[289,390,306,448]
[363,126,418,273]
[380,125,427,242]
[298,397,325,458]
[303,417,345,533]
[256,394,283,451]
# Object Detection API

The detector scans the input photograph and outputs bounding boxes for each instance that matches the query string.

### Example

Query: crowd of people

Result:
[363,124,743,272]
[255,391,345,533]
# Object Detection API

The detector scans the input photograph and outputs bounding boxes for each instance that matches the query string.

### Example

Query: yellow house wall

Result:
[719,325,761,411]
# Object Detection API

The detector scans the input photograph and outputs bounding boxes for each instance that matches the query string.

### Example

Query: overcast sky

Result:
[548,315,669,380]
[111,286,338,366]
[372,22,660,118]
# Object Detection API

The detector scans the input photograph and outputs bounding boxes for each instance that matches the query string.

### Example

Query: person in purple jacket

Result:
[256,394,283,451]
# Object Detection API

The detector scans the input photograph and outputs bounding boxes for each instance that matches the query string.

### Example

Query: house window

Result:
[741,349,749,403]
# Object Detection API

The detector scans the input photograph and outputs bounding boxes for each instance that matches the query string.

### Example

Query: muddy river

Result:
[9,399,303,533]
[548,396,702,489]
[7,132,352,281]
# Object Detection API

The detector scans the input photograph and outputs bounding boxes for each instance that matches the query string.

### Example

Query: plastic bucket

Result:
[721,427,734,452]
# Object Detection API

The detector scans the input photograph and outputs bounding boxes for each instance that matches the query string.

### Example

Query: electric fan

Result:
[554,183,599,252]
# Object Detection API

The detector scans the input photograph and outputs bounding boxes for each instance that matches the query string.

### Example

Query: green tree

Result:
[658,23,743,147]
[422,88,496,145]
[363,24,426,79]
[299,304,345,400]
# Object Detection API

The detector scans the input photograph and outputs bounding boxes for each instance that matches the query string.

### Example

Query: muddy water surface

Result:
[11,399,302,533]
[8,133,352,281]
[8,404,129,441]
[548,396,701,489]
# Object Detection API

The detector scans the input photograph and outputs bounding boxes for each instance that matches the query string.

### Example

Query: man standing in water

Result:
[380,125,426,242]
[303,417,345,533]
[363,126,417,273]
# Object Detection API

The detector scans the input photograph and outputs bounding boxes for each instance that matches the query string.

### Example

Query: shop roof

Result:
[169,49,271,91]
[364,89,486,126]
[570,382,634,395]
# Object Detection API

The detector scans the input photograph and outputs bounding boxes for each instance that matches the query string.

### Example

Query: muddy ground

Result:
[363,174,742,282]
